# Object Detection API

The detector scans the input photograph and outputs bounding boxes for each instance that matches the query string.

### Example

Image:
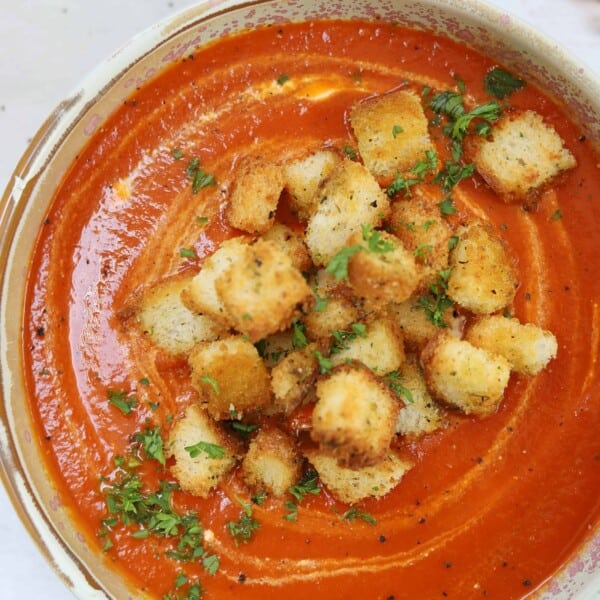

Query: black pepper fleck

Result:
[36,326,45,337]
[238,573,247,583]
[522,580,532,587]
[379,535,387,543]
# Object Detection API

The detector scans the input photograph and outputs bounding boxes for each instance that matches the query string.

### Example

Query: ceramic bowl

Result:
[0,1,598,598]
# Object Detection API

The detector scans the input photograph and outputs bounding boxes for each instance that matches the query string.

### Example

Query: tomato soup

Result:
[22,19,600,600]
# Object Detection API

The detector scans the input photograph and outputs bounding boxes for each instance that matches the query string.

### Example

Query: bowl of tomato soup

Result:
[0,1,598,599]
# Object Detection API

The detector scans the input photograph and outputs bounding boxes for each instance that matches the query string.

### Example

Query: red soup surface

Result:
[23,19,600,600]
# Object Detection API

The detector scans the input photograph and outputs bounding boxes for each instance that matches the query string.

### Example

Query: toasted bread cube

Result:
[421,331,511,416]
[216,239,313,342]
[330,318,405,375]
[188,336,272,420]
[465,315,557,375]
[168,404,239,498]
[350,89,434,180]
[284,149,340,220]
[387,297,443,349]
[136,276,227,355]
[305,159,390,266]
[311,366,400,468]
[270,346,319,415]
[468,110,576,202]
[392,355,444,436]
[304,296,359,341]
[181,237,251,325]
[447,223,517,314]
[226,157,285,234]
[346,229,421,307]
[261,223,312,272]
[241,427,302,497]
[305,449,412,504]
[387,191,453,286]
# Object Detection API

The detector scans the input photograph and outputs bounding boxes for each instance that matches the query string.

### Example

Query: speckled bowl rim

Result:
[0,1,598,598]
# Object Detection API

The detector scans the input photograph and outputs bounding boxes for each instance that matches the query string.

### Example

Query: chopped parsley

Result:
[549,209,563,221]
[186,157,216,194]
[292,320,309,349]
[341,507,377,526]
[387,149,438,198]
[276,73,290,85]
[330,323,367,354]
[171,148,184,160]
[289,468,321,503]
[134,427,166,466]
[313,350,333,375]
[107,390,138,415]
[418,268,454,328]
[383,371,414,404]
[226,512,260,545]
[180,247,197,259]
[435,160,475,192]
[438,197,457,217]
[184,441,226,459]
[342,145,358,159]
[484,67,525,99]
[199,374,220,394]
[392,124,404,138]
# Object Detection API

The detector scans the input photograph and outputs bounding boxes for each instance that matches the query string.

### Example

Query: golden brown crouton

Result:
[270,345,319,415]
[168,404,239,498]
[304,296,359,341]
[350,89,434,180]
[387,192,454,286]
[241,426,302,497]
[386,297,444,350]
[305,449,412,504]
[188,336,272,420]
[260,223,312,272]
[447,222,517,314]
[305,159,390,266]
[465,315,557,375]
[421,331,511,416]
[284,149,340,220]
[330,318,405,376]
[311,366,400,468]
[226,157,285,234]
[391,354,445,436]
[467,109,576,202]
[181,237,251,325]
[215,239,314,342]
[346,229,421,307]
[136,276,227,355]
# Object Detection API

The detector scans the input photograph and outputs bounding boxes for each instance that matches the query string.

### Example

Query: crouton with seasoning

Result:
[226,157,285,234]
[305,449,412,504]
[350,89,434,181]
[311,366,400,468]
[422,331,511,416]
[188,335,272,420]
[386,297,447,350]
[465,315,558,375]
[270,345,319,415]
[330,318,405,376]
[241,426,302,497]
[136,276,227,355]
[181,236,251,325]
[261,223,312,272]
[168,404,239,499]
[284,149,340,220]
[215,239,314,342]
[305,159,390,266]
[392,354,445,436]
[447,222,517,314]
[467,109,576,202]
[346,228,421,307]
[304,295,359,341]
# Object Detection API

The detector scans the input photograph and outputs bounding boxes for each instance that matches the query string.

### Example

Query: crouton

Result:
[311,366,400,468]
[330,318,405,376]
[386,191,454,286]
[346,229,421,307]
[467,109,576,202]
[304,296,359,341]
[188,336,272,420]
[226,157,285,234]
[241,426,302,497]
[305,449,412,504]
[257,329,295,367]
[392,355,445,436]
[350,89,434,180]
[270,345,319,415]
[284,149,340,220]
[305,159,390,266]
[261,223,312,272]
[168,404,239,498]
[215,239,313,342]
[386,297,443,349]
[181,237,251,325]
[421,331,511,416]
[465,315,557,375]
[136,276,227,355]
[447,222,517,314]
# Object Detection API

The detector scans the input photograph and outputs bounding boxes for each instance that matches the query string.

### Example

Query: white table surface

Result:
[0,1,598,598]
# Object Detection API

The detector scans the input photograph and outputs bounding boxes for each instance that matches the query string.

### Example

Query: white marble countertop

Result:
[0,1,598,598]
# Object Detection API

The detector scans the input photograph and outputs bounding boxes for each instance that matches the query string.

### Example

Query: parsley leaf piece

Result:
[392,124,404,138]
[362,224,395,253]
[313,350,333,375]
[107,390,138,415]
[383,371,414,404]
[435,160,475,192]
[200,374,219,394]
[180,247,197,259]
[484,67,525,99]
[325,244,363,281]
[292,321,309,349]
[186,157,216,194]
[342,145,358,159]
[341,507,377,525]
[172,148,184,160]
[283,500,299,521]
[417,269,454,328]
[184,441,226,459]
[438,197,457,216]
[202,554,220,576]
[549,209,563,221]
[330,322,367,355]
[231,421,258,436]
[277,73,290,85]
[134,427,166,465]
[289,468,320,502]
[387,150,438,198]
[314,293,329,312]
[226,512,260,545]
